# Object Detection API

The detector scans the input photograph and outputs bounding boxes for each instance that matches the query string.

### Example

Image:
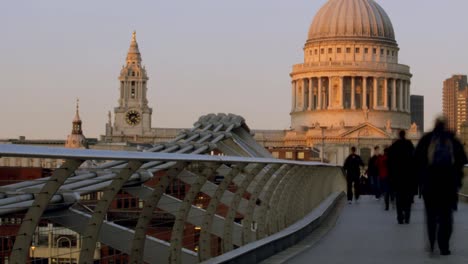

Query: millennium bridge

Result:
[0,114,467,264]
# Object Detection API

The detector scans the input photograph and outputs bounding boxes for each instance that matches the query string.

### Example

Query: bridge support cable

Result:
[296,169,317,223]
[128,162,188,264]
[268,166,307,235]
[176,167,250,216]
[222,164,266,252]
[123,177,247,245]
[275,167,305,232]
[255,165,297,239]
[242,164,282,244]
[169,163,220,264]
[78,160,143,264]
[283,169,309,227]
[10,159,84,264]
[44,208,199,264]
[198,164,247,261]
[0,112,349,263]
[264,166,299,235]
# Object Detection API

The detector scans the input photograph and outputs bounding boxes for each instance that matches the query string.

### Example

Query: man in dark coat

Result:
[343,146,364,204]
[388,130,416,224]
[414,116,467,255]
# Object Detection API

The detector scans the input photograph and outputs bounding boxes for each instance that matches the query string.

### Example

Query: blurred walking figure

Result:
[377,147,391,210]
[344,146,364,204]
[367,146,381,199]
[415,116,467,255]
[388,130,416,224]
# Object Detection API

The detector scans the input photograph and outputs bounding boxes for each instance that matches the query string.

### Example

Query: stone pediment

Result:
[338,123,393,139]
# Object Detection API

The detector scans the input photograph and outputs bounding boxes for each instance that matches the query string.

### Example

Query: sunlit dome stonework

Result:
[308,0,395,43]
[290,0,412,133]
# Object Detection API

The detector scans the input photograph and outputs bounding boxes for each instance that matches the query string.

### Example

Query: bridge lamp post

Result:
[30,243,35,263]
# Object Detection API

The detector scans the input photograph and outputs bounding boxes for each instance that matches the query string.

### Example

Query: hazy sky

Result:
[2,0,468,139]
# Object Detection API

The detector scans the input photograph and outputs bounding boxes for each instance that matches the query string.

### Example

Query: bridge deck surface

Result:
[288,196,468,264]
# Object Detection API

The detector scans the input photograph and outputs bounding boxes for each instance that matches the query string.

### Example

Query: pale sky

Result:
[1,0,468,139]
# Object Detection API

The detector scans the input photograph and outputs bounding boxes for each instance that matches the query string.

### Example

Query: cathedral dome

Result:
[308,0,395,44]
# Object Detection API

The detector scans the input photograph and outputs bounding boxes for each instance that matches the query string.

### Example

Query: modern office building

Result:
[410,95,424,133]
[443,75,468,134]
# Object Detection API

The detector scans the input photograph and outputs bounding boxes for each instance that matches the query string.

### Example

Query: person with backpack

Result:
[343,146,364,204]
[388,130,416,224]
[414,116,467,255]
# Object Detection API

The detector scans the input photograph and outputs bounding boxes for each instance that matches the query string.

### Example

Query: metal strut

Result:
[10,159,83,264]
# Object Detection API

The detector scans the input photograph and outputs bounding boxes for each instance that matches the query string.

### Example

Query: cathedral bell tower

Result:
[112,31,153,137]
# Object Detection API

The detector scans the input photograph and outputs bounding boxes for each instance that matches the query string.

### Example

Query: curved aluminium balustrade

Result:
[0,113,346,264]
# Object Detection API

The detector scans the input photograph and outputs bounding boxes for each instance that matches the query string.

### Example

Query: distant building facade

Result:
[65,99,88,149]
[100,0,419,165]
[410,95,424,133]
[102,32,180,144]
[443,75,468,134]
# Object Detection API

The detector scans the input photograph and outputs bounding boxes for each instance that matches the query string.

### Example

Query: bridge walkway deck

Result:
[287,196,468,264]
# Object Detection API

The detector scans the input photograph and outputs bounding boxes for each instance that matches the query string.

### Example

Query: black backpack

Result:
[428,135,454,167]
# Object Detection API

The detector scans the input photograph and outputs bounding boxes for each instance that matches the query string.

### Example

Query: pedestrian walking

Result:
[414,116,467,255]
[343,146,364,204]
[388,130,416,224]
[377,147,391,210]
[367,145,381,199]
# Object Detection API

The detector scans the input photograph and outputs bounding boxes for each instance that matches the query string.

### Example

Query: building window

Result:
[346,47,351,53]
[337,48,342,53]
[297,152,305,160]
[392,51,395,56]
[272,152,279,158]
[387,50,390,56]
[380,49,384,55]
[373,48,377,54]
[364,48,369,54]
[355,48,360,53]
[321,48,325,54]
[328,48,332,53]
[131,88,135,98]
[285,152,293,159]
[315,49,318,55]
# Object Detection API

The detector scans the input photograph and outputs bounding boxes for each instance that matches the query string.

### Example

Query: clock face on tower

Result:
[125,110,141,126]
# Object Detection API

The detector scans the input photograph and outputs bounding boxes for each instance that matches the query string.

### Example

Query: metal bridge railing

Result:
[0,114,345,264]
[0,144,345,264]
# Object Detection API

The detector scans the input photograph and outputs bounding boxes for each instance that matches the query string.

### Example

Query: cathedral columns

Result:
[392,78,397,110]
[291,81,296,112]
[317,77,322,110]
[290,76,409,113]
[402,80,407,112]
[373,77,378,109]
[308,78,313,110]
[328,78,333,109]
[301,79,307,110]
[340,76,344,109]
[399,80,404,112]
[351,77,356,109]
[363,77,367,109]
[406,81,411,113]
[383,78,389,110]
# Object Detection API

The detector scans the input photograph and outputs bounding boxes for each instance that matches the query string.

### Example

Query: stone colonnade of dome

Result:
[290,60,412,130]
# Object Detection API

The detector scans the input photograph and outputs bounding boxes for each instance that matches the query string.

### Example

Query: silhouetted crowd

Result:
[343,116,467,256]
